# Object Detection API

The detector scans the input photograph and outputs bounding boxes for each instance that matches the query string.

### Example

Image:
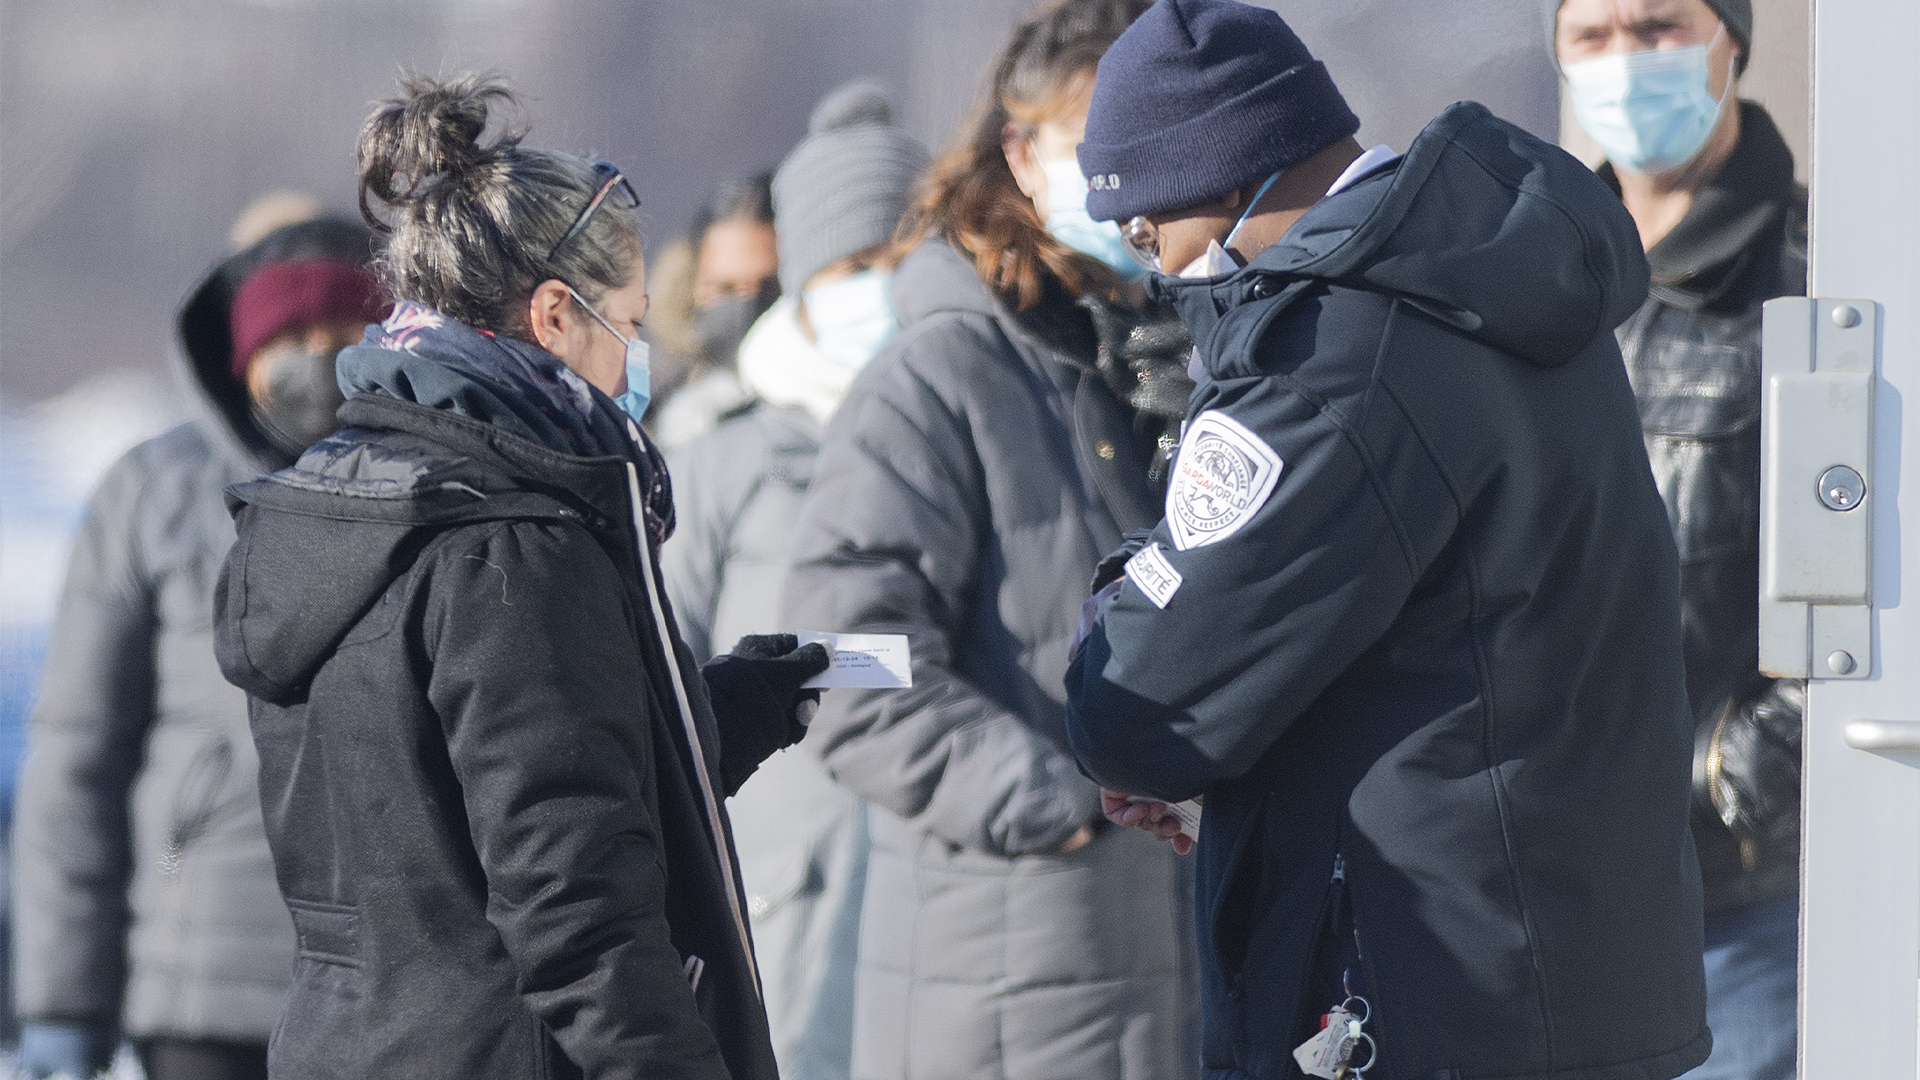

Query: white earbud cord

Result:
[624,419,760,998]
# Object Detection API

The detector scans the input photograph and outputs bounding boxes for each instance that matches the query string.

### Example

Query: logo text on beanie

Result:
[1090,173,1122,191]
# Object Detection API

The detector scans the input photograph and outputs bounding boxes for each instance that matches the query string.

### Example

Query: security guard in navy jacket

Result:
[1062,3,1709,1079]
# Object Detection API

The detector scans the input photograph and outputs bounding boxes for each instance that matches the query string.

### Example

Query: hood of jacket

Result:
[1156,101,1651,369]
[176,218,382,475]
[888,237,1113,380]
[888,235,1001,326]
[215,379,640,708]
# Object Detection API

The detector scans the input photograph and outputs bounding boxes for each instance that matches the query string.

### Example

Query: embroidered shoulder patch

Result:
[1166,411,1284,551]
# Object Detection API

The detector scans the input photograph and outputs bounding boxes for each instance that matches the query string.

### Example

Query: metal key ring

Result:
[1340,995,1371,1024]
[1343,1031,1378,1074]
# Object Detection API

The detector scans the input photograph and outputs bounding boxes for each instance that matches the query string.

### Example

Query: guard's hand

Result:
[702,634,832,795]
[1102,788,1193,855]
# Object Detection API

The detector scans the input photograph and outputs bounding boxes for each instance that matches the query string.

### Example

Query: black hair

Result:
[688,172,775,255]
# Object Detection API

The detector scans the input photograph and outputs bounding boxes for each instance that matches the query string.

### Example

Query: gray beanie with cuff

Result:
[771,81,930,298]
[1544,0,1752,69]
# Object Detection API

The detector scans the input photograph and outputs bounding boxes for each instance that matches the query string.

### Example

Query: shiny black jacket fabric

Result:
[214,384,784,1080]
[1608,102,1808,913]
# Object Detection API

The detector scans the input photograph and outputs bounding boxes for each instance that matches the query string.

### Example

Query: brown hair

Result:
[897,0,1150,312]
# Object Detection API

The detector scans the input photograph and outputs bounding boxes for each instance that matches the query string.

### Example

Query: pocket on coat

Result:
[286,897,362,969]
[742,847,819,924]
[1210,800,1269,978]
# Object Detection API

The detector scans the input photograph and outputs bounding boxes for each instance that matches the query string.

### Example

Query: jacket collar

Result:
[326,393,636,528]
[1601,102,1802,312]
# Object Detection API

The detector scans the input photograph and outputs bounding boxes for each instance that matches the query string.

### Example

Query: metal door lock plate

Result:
[1759,297,1878,679]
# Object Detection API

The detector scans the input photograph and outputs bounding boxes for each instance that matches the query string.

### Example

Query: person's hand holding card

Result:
[796,632,913,689]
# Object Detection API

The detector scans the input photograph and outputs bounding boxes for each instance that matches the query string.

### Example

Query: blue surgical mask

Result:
[568,286,652,421]
[1040,152,1148,281]
[1564,27,1734,176]
[802,270,898,371]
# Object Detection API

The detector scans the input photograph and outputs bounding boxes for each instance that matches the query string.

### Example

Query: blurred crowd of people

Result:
[9,0,1805,1078]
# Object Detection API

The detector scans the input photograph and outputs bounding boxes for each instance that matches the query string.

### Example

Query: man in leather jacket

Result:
[1554,1,1805,1076]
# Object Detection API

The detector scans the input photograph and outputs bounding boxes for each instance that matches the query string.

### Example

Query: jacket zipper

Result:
[624,421,760,997]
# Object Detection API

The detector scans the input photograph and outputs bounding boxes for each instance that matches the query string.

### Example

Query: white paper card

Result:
[798,632,914,689]
[1128,797,1203,841]
[1125,543,1184,609]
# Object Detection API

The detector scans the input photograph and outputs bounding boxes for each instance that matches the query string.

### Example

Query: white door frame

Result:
[1798,0,1920,1075]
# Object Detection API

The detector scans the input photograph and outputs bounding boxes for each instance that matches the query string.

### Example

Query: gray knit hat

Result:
[1543,0,1752,69]
[771,81,930,298]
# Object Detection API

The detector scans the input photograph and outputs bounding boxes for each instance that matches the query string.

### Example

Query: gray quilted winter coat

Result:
[784,240,1200,1080]
[7,224,370,1040]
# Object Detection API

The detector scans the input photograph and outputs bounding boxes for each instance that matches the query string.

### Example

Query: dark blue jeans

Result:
[1685,894,1798,1080]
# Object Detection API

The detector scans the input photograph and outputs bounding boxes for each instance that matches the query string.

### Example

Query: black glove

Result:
[1691,679,1803,901]
[701,633,832,795]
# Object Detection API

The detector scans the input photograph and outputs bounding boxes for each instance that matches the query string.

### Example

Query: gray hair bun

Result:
[355,73,639,334]
[773,80,930,298]
[358,73,522,223]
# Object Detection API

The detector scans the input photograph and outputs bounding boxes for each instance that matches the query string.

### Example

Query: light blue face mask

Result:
[803,270,898,371]
[1040,152,1148,281]
[568,286,652,421]
[1564,27,1735,176]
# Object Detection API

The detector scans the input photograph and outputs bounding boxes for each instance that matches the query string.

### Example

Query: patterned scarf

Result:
[348,301,676,545]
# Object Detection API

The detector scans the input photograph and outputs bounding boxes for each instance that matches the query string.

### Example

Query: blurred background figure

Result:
[1552,1,1805,1078]
[651,173,782,447]
[639,237,702,429]
[664,81,927,1080]
[782,3,1201,1078]
[11,214,386,1080]
[225,192,325,253]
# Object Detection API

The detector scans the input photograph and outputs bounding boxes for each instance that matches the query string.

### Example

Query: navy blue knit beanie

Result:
[1079,0,1360,222]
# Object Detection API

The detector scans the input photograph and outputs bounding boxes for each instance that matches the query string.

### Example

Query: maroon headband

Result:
[230,259,389,378]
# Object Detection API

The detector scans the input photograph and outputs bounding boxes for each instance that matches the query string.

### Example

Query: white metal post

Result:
[1799,0,1920,1075]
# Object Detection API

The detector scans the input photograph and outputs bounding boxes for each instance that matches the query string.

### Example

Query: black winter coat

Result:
[214,377,783,1079]
[1606,102,1808,913]
[1066,103,1709,1080]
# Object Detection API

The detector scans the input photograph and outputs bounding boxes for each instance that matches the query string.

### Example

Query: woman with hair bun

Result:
[212,73,826,1080]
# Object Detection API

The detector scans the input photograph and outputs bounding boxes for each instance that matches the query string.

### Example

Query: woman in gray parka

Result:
[664,83,929,1080]
[13,217,386,1080]
[783,2,1199,1077]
